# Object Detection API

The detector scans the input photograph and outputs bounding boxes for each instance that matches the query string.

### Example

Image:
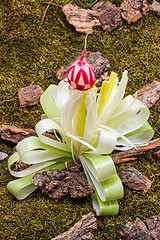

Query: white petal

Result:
[60,92,83,133]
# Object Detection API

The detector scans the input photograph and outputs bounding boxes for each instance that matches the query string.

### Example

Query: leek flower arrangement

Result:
[7,39,154,216]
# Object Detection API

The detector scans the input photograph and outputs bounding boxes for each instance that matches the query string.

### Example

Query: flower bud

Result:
[67,59,96,91]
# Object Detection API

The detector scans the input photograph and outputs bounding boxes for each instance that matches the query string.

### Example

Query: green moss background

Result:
[0,0,159,239]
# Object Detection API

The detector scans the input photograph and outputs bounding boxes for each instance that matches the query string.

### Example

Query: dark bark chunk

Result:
[118,166,151,192]
[150,0,160,16]
[145,214,160,240]
[51,212,97,240]
[111,138,160,164]
[55,51,110,82]
[132,81,160,108]
[32,166,95,202]
[121,0,150,24]
[0,152,8,161]
[62,4,100,34]
[121,218,152,240]
[18,85,44,107]
[93,1,123,34]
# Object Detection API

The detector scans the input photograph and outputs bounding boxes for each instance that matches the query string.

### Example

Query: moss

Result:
[0,0,160,239]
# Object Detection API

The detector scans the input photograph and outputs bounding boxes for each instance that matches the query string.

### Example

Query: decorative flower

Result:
[7,69,154,216]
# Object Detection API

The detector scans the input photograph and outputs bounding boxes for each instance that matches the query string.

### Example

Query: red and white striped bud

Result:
[67,59,96,91]
[66,35,96,91]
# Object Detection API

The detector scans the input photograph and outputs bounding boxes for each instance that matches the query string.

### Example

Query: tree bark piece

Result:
[0,125,37,144]
[132,81,160,108]
[93,1,123,34]
[0,152,8,161]
[150,0,160,16]
[55,51,110,82]
[32,166,95,202]
[62,4,100,34]
[51,212,97,240]
[121,0,150,24]
[111,138,160,164]
[18,85,44,107]
[0,125,57,144]
[145,214,160,240]
[121,218,152,240]
[118,166,151,192]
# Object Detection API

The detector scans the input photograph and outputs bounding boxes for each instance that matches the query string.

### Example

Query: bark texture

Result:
[145,214,160,240]
[118,166,152,192]
[62,4,100,34]
[51,212,97,240]
[121,215,160,240]
[0,125,37,144]
[93,1,123,33]
[0,125,57,144]
[18,85,44,107]
[32,166,95,202]
[132,81,160,108]
[121,0,150,24]
[150,0,160,16]
[121,218,152,240]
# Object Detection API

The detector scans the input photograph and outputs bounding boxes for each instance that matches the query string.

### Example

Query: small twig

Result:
[0,98,16,104]
[41,0,54,24]
[91,0,98,6]
[100,40,106,46]
[112,138,160,164]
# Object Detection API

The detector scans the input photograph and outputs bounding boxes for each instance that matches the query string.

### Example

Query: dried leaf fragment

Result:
[32,166,95,201]
[118,166,152,193]
[133,81,160,108]
[18,85,44,107]
[62,4,100,34]
[51,212,97,240]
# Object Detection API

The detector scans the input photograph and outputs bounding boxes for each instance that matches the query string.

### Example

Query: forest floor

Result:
[0,0,159,239]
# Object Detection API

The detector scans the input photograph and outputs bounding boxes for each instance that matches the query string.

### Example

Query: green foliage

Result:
[0,0,159,239]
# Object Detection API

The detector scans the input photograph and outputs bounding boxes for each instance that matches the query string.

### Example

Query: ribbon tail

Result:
[91,193,119,216]
[80,154,123,216]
